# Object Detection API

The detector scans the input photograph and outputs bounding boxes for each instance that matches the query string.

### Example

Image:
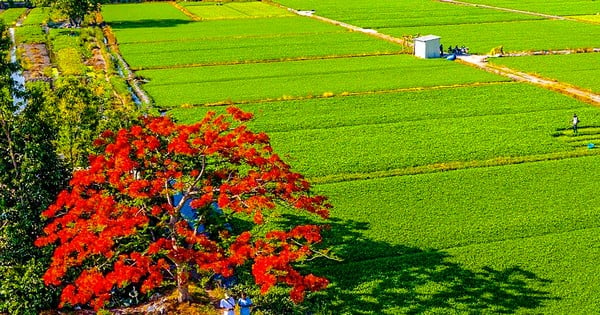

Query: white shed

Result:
[414,35,441,59]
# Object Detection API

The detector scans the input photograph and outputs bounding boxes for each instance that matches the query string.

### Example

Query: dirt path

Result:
[456,54,600,105]
[438,0,576,21]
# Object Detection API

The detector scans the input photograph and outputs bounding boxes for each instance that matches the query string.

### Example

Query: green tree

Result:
[37,0,104,27]
[0,21,68,313]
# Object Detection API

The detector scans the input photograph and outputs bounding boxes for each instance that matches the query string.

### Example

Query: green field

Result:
[277,0,541,28]
[138,55,507,106]
[120,31,403,69]
[490,53,600,93]
[101,2,190,25]
[460,0,600,16]
[181,1,294,19]
[103,1,600,313]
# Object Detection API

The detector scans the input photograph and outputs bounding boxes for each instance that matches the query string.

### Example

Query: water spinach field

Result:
[101,0,600,313]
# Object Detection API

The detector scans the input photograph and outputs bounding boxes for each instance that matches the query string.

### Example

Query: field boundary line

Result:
[183,81,514,108]
[438,0,576,21]
[131,51,407,71]
[170,1,203,21]
[310,148,600,185]
[456,55,600,106]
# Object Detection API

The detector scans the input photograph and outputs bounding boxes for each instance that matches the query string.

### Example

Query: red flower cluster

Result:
[36,107,331,310]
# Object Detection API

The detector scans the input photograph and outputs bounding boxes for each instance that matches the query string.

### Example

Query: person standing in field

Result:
[220,293,235,315]
[573,113,580,134]
[238,292,253,315]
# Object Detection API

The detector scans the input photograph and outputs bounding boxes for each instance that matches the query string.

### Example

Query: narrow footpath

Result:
[456,54,600,106]
[438,0,576,21]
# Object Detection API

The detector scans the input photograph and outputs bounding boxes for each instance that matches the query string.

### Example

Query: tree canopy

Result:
[36,107,331,310]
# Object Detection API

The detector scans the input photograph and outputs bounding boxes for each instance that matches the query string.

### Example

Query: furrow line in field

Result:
[324,226,600,267]
[170,1,202,21]
[310,149,600,185]
[191,81,515,108]
[130,51,407,71]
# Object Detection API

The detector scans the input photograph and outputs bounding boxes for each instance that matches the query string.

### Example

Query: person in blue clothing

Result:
[238,292,253,315]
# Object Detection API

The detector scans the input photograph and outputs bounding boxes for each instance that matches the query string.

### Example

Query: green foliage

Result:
[138,55,507,106]
[490,53,600,93]
[36,0,104,26]
[14,25,46,44]
[0,259,59,314]
[21,7,51,26]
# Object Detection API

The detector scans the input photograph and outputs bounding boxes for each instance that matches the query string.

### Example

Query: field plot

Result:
[138,55,507,106]
[119,31,403,69]
[311,156,600,313]
[489,53,600,93]
[0,8,26,25]
[181,1,294,20]
[277,0,540,29]
[170,83,599,179]
[459,0,600,16]
[382,19,600,54]
[101,3,190,26]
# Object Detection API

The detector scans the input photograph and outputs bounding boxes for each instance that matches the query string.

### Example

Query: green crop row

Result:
[381,19,600,54]
[106,16,342,44]
[119,31,403,69]
[101,3,190,25]
[489,53,600,93]
[460,0,600,16]
[0,8,26,25]
[138,54,508,106]
[21,7,49,26]
[181,1,294,19]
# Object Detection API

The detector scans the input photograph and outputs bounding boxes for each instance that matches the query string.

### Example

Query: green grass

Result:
[381,19,600,54]
[138,55,507,106]
[101,3,190,25]
[106,16,344,44]
[460,0,600,16]
[119,31,404,69]
[0,8,26,25]
[181,1,294,19]
[489,53,600,93]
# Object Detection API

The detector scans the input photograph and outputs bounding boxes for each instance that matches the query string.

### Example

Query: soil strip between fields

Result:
[456,54,600,106]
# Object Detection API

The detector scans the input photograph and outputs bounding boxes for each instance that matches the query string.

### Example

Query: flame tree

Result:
[35,107,331,310]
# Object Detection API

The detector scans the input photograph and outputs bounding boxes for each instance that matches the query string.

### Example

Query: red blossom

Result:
[36,107,331,310]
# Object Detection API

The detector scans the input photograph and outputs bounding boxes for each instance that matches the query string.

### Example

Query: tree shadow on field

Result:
[108,19,195,30]
[277,214,558,314]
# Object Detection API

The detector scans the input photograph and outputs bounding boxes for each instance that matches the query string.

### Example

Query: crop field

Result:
[460,0,600,16]
[0,8,26,25]
[104,1,600,313]
[137,55,508,106]
[119,31,403,69]
[180,1,294,20]
[489,53,600,93]
[277,0,541,28]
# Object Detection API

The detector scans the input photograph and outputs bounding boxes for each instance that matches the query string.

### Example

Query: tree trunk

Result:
[176,264,191,302]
